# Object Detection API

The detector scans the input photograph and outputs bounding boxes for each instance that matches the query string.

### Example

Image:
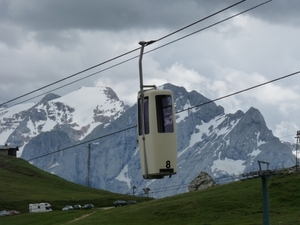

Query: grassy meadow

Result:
[1,154,300,224]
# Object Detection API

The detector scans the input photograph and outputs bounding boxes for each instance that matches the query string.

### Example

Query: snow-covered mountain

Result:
[0,86,129,156]
[0,83,295,198]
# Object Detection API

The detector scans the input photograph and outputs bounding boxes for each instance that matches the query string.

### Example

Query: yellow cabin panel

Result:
[137,89,178,179]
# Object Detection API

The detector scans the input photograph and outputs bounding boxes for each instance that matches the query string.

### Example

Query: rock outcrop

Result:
[188,172,217,192]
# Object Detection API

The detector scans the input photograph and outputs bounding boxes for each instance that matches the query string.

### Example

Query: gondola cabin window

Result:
[156,95,174,133]
[138,97,149,135]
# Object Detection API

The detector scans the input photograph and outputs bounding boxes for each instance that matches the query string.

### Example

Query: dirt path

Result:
[67,211,96,223]
[67,207,114,223]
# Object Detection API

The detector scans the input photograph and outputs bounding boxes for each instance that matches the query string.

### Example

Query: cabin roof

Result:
[0,144,19,151]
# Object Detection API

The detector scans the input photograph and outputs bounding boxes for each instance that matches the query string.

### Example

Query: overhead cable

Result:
[176,70,300,114]
[0,0,271,111]
[0,0,246,108]
[1,69,299,169]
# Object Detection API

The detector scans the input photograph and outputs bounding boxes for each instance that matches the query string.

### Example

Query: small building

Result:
[0,144,19,157]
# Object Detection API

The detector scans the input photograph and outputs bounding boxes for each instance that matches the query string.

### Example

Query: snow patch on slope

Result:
[48,86,125,139]
[0,103,34,118]
[0,103,35,145]
[116,164,131,188]
[212,157,246,176]
[178,115,238,157]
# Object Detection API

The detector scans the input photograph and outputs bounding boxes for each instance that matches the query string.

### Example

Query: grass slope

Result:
[0,154,149,213]
[71,173,300,225]
[1,154,300,224]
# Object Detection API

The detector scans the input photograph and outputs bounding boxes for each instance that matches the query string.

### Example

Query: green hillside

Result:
[68,173,300,225]
[1,153,300,224]
[0,154,150,212]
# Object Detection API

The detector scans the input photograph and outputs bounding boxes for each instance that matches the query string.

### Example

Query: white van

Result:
[29,203,52,213]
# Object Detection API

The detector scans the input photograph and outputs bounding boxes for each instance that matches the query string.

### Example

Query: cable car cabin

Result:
[137,89,177,179]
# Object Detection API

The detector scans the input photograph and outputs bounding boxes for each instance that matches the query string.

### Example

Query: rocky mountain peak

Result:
[1,83,295,198]
[38,93,61,105]
[103,87,119,101]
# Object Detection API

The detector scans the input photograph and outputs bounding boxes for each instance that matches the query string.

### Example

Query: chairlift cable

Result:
[1,69,299,170]
[0,0,247,108]
[0,0,272,111]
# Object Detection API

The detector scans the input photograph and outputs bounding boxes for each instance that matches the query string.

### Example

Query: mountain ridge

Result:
[0,83,295,198]
[0,86,129,156]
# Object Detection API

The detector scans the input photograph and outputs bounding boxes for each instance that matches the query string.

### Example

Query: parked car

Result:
[82,204,94,209]
[9,210,20,215]
[73,204,81,210]
[0,210,19,216]
[62,205,73,211]
[0,210,9,216]
[114,200,128,207]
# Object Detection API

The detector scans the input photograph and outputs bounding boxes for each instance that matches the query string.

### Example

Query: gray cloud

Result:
[1,0,299,48]
[2,0,300,31]
[1,0,300,142]
[1,0,202,31]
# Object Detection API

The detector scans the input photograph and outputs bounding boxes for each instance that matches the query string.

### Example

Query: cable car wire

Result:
[140,167,287,196]
[0,0,283,169]
[2,69,299,168]
[0,47,139,108]
[21,126,135,164]
[0,1,246,108]
[155,0,246,42]
[95,130,288,182]
[0,0,283,193]
[0,58,135,111]
[134,172,263,196]
[0,0,272,112]
[1,69,299,170]
[146,0,272,55]
[176,70,300,114]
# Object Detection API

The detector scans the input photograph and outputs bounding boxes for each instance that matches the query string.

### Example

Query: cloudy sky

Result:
[1,0,300,143]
